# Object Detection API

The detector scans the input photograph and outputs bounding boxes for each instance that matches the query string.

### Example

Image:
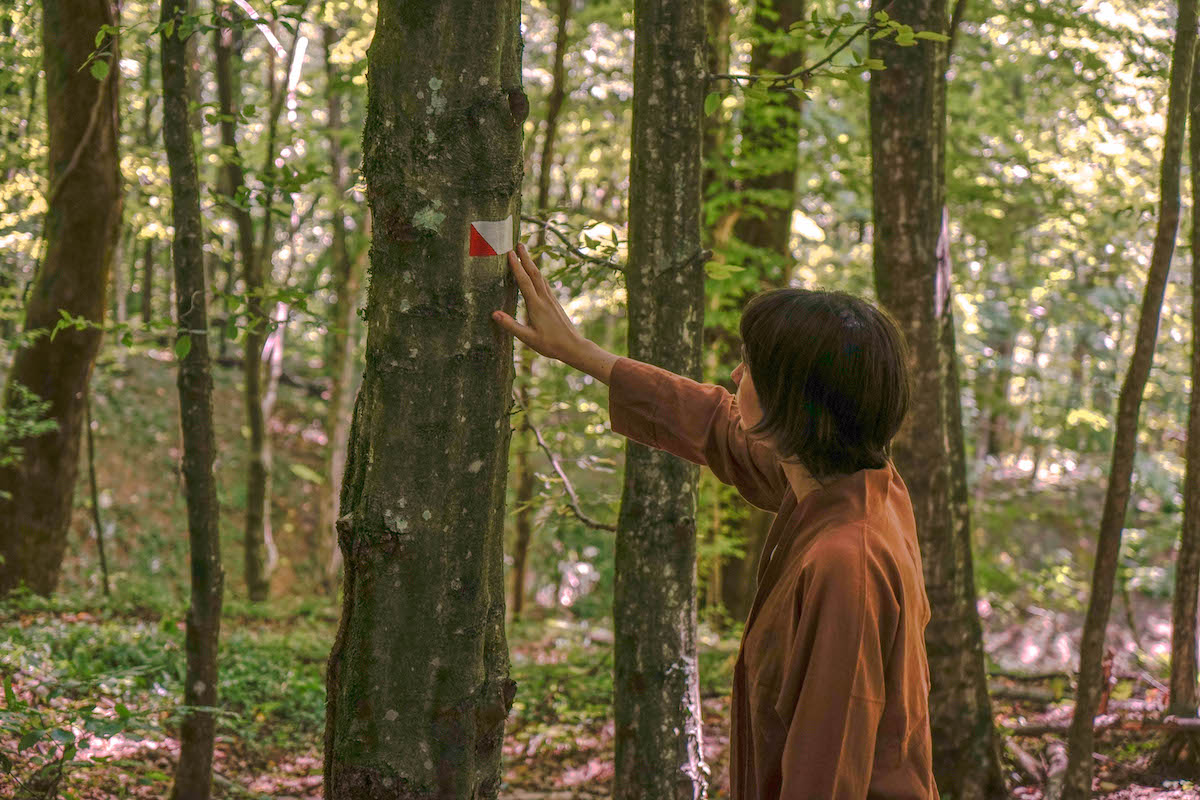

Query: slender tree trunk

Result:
[1062,2,1198,796]
[536,0,571,215]
[222,240,236,360]
[728,0,805,281]
[321,23,364,592]
[613,0,707,797]
[720,505,771,624]
[869,2,1006,797]
[711,0,804,628]
[510,0,573,618]
[140,39,155,330]
[113,227,127,325]
[510,345,536,620]
[0,0,121,596]
[213,1,271,601]
[141,240,154,326]
[242,46,279,603]
[85,392,110,597]
[162,3,223,799]
[702,0,730,198]
[322,1,525,794]
[1155,42,1200,774]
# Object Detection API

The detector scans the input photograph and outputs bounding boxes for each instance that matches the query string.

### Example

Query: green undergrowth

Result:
[1,594,742,793]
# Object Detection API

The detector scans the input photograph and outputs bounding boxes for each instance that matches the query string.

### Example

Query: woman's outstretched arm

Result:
[492,242,789,511]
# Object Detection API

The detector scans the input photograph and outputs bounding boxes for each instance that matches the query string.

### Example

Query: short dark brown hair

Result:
[738,288,911,482]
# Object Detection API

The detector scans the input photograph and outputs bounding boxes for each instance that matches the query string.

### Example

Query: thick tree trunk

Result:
[1062,2,1198,795]
[1153,40,1200,777]
[869,2,1006,797]
[0,0,121,596]
[613,0,708,797]
[161,3,224,799]
[322,1,525,795]
[321,24,363,591]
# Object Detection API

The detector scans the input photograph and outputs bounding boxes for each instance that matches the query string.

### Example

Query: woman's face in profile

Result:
[732,360,763,430]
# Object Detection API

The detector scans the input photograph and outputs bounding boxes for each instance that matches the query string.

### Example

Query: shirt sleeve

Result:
[607,355,789,511]
[773,527,899,799]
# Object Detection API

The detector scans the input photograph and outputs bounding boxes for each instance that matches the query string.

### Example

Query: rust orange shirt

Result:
[608,356,938,800]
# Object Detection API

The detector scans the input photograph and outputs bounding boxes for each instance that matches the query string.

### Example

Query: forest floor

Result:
[1,599,1197,799]
[2,353,1197,797]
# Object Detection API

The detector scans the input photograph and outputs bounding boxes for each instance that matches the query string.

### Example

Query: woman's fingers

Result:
[491,310,536,346]
[516,243,548,297]
[507,250,538,302]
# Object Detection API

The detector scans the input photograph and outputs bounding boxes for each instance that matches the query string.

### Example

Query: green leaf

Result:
[163,18,176,39]
[90,60,109,81]
[704,92,721,116]
[3,675,16,708]
[744,82,770,104]
[864,58,886,70]
[115,702,131,719]
[121,331,134,347]
[94,24,114,47]
[18,729,43,751]
[289,463,325,484]
[914,30,950,41]
[175,334,192,360]
[50,728,75,744]
[873,10,889,22]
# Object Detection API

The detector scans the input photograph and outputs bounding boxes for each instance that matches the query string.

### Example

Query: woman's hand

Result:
[492,243,586,362]
[492,242,620,384]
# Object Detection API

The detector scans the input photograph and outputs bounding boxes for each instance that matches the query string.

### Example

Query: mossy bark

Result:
[869,1,1006,797]
[323,2,525,796]
[0,0,121,596]
[161,2,224,798]
[613,0,708,797]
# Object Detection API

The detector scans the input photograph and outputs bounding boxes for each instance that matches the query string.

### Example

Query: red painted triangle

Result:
[469,224,497,256]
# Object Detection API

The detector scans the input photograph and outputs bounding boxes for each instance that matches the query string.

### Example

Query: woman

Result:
[492,243,937,800]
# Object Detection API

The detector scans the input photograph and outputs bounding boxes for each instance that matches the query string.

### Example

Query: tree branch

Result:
[948,0,970,61]
[521,215,624,273]
[709,0,897,88]
[512,391,617,532]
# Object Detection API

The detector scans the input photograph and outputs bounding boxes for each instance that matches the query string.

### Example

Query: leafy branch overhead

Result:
[705,7,950,110]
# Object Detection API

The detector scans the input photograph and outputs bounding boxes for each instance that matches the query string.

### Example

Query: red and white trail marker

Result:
[469,215,514,257]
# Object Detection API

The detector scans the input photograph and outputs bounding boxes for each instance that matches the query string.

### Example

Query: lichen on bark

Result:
[613,0,709,798]
[323,2,525,797]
